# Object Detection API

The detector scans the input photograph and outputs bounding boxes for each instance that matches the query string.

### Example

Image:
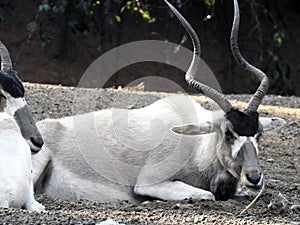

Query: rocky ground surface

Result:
[0,83,299,225]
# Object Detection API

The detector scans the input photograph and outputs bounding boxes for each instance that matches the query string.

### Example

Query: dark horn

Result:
[164,0,233,113]
[231,0,269,111]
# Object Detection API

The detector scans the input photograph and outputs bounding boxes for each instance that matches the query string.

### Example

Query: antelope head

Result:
[0,41,44,153]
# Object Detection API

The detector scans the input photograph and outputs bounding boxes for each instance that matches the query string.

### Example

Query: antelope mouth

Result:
[246,183,263,191]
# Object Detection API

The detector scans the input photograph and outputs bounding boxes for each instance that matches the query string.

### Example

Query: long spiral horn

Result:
[164,0,233,113]
[231,0,269,111]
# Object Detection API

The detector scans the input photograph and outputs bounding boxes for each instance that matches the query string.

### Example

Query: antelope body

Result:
[0,41,44,210]
[33,96,282,203]
[32,0,285,203]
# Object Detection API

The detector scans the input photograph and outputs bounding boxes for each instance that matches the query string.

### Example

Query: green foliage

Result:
[36,0,156,48]
[38,3,51,12]
[37,0,104,47]
[37,0,155,36]
[115,15,121,22]
[126,1,132,9]
[204,0,215,7]
[142,10,156,23]
[273,31,285,47]
[122,0,156,23]
[38,0,68,14]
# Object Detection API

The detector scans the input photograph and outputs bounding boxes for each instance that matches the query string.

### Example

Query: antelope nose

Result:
[31,137,44,149]
[246,171,262,185]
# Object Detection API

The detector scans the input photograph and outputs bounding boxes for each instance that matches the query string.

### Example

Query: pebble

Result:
[268,192,289,212]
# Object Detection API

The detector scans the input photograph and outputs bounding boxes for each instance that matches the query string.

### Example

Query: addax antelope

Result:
[32,0,285,203]
[0,41,44,210]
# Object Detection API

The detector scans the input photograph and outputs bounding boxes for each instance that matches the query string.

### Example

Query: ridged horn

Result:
[164,0,233,113]
[231,0,269,111]
[0,41,13,72]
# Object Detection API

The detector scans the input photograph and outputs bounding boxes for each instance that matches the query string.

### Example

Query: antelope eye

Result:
[225,129,235,140]
[256,132,263,140]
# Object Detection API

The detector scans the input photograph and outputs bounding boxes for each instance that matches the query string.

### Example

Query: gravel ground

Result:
[1,83,299,225]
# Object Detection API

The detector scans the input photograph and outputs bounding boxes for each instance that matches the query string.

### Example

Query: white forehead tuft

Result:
[3,92,27,115]
[232,136,247,158]
[231,136,259,158]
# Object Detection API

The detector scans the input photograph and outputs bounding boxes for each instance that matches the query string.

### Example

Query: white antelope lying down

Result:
[0,41,44,210]
[32,0,285,203]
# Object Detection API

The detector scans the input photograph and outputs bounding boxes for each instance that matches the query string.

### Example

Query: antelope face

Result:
[221,117,263,191]
[225,108,263,190]
[0,70,44,153]
[221,109,285,191]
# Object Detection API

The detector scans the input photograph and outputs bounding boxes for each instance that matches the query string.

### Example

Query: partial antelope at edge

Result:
[0,41,44,210]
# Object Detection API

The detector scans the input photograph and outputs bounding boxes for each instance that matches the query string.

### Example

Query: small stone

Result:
[268,192,289,212]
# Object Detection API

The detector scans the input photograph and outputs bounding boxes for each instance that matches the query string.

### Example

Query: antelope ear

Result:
[259,117,286,132]
[171,121,215,135]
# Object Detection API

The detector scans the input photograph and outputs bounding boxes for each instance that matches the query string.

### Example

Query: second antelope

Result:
[0,41,44,210]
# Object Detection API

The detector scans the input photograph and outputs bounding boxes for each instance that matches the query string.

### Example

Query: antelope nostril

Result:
[246,173,261,185]
[31,137,44,148]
